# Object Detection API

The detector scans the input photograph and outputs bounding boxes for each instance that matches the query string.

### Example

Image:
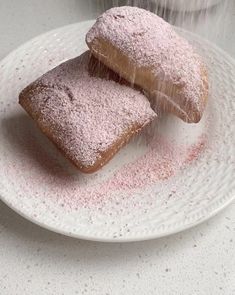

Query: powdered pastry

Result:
[19,51,156,173]
[86,6,209,123]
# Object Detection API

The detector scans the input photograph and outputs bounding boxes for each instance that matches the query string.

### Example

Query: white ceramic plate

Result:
[0,21,234,242]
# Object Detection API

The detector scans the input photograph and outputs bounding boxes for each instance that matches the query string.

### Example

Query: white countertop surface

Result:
[0,1,234,294]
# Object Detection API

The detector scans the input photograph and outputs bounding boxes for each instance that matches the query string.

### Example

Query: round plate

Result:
[0,21,234,242]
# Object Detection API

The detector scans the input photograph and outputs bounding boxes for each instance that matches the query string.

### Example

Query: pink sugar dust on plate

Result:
[4,114,208,210]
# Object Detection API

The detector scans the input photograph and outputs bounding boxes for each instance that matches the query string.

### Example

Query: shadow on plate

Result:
[1,113,78,181]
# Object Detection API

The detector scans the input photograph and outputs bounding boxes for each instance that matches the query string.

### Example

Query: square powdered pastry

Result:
[19,51,156,173]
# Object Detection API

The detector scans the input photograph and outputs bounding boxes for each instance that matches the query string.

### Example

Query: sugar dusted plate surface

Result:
[0,21,234,242]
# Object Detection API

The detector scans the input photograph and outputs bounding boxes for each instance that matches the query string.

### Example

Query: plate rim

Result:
[1,185,234,242]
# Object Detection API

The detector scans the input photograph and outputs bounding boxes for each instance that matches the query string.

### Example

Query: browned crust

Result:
[86,37,209,123]
[19,82,154,174]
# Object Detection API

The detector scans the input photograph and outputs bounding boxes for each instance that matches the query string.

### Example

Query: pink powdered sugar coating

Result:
[184,134,207,165]
[102,134,207,194]
[106,136,179,191]
[86,6,207,112]
[20,51,156,168]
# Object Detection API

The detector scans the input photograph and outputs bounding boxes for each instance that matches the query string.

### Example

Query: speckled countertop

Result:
[0,1,234,294]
